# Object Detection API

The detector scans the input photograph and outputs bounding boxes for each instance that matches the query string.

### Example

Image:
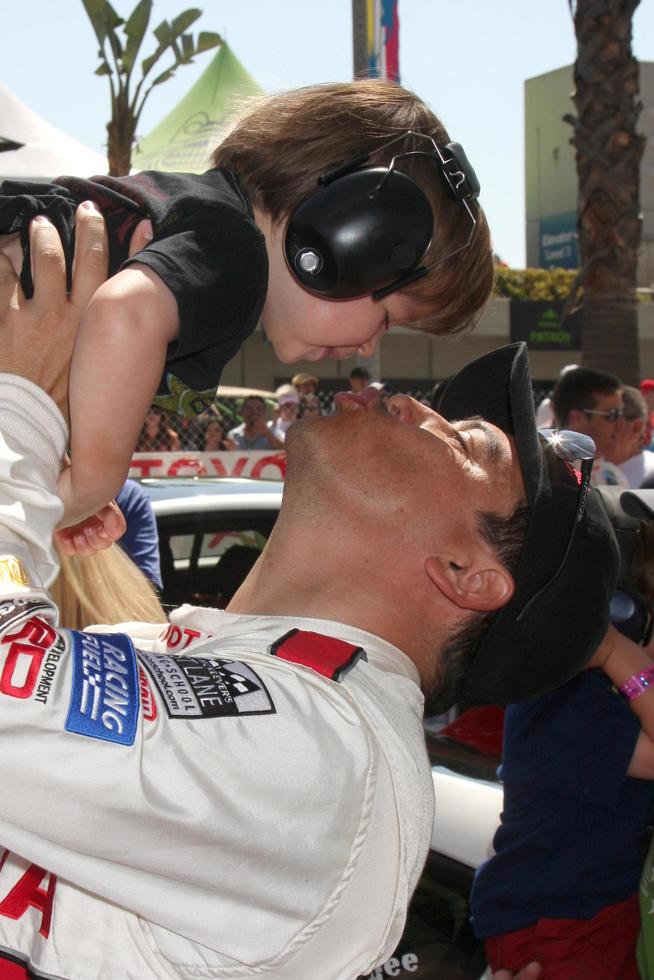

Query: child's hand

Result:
[55,502,126,557]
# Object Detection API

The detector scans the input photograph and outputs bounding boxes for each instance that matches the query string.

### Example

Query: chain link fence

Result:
[135,380,555,453]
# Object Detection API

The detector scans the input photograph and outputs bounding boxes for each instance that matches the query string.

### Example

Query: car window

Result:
[169,534,194,563]
[157,511,278,609]
[198,529,268,560]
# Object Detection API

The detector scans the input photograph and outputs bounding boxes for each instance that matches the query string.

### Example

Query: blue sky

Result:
[5,0,654,266]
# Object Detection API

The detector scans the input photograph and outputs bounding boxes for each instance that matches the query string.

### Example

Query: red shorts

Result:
[484,894,640,980]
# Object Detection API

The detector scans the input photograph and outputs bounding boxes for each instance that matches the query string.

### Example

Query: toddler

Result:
[0,80,493,530]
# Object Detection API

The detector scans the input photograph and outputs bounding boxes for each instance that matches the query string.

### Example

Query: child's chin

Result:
[275,346,328,364]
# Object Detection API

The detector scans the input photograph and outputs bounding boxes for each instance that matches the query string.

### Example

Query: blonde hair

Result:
[51,544,166,631]
[213,80,494,335]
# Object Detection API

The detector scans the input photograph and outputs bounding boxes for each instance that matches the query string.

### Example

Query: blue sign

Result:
[539,212,579,269]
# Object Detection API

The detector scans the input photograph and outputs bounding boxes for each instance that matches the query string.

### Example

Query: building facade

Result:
[525,62,654,287]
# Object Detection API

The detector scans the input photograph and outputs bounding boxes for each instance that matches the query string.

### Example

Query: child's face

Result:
[258,215,423,364]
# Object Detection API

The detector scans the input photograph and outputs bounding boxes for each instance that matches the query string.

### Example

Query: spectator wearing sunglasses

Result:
[611,387,654,489]
[552,366,628,487]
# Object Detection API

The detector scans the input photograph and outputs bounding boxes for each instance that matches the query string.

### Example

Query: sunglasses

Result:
[517,428,596,622]
[582,407,623,422]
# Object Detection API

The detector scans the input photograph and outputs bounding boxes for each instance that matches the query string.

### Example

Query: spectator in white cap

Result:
[269,384,300,442]
[369,381,393,406]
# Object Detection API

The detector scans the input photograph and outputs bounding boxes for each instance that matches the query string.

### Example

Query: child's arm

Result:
[589,624,654,778]
[58,263,179,527]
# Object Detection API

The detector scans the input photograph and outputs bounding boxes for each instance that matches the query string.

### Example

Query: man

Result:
[228,394,284,450]
[349,365,372,393]
[551,365,628,486]
[291,372,319,397]
[0,214,617,979]
[611,386,654,488]
[268,383,300,442]
[534,363,578,428]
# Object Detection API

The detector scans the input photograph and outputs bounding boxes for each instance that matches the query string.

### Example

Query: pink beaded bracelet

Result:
[620,664,654,703]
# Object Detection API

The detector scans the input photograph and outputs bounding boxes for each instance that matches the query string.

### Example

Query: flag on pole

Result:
[365,0,400,83]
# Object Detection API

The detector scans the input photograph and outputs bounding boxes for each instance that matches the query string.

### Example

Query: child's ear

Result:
[425,555,514,612]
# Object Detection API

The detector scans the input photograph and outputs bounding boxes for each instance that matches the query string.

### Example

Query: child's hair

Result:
[51,544,166,631]
[212,80,494,336]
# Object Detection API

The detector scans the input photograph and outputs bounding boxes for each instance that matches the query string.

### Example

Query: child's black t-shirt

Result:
[0,169,269,416]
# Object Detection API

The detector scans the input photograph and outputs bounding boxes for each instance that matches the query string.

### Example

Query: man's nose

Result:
[387,394,431,425]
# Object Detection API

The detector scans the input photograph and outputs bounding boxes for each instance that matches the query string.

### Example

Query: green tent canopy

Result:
[133,43,263,173]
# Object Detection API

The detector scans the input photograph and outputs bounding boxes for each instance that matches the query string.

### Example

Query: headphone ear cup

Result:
[284,167,433,299]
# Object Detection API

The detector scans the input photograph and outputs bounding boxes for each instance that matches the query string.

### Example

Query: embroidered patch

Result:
[139,652,275,719]
[269,629,366,681]
[65,632,139,746]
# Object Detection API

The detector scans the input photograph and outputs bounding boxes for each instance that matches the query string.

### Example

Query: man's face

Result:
[242,398,266,426]
[286,388,524,556]
[569,389,623,458]
[277,400,299,422]
[349,375,370,394]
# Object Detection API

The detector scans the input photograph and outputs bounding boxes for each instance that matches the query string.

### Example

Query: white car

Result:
[142,476,283,609]
[141,476,503,978]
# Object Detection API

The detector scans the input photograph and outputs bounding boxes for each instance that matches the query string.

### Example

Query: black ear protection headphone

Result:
[284,131,481,301]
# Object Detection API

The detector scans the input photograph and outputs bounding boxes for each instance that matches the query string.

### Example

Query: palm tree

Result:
[82,0,221,176]
[564,0,645,384]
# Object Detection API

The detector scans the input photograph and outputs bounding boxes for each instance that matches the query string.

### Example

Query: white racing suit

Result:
[0,375,434,980]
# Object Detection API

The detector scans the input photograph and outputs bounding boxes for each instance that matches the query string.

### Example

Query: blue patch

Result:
[65,631,139,746]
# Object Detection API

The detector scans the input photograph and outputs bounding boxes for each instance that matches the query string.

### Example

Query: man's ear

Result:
[424,555,515,612]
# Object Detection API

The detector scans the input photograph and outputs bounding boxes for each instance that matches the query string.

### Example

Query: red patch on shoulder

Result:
[269,630,366,681]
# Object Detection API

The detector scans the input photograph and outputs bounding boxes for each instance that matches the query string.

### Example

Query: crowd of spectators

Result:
[133,365,654,487]
[533,365,654,490]
[133,365,405,453]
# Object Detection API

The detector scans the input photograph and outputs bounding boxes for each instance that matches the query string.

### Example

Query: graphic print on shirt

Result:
[153,372,217,418]
[0,851,59,980]
[138,651,275,718]
[0,617,66,705]
[160,622,208,651]
[139,667,158,722]
[0,599,53,637]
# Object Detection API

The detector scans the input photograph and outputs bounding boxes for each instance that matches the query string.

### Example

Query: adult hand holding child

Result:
[0,205,153,555]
